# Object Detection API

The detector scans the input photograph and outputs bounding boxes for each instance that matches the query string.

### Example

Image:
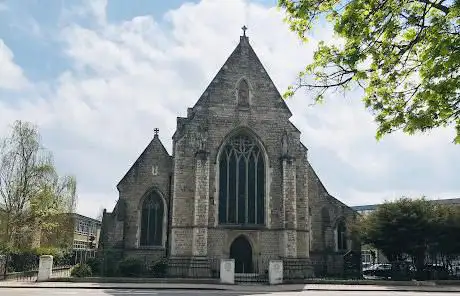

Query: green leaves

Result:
[279,0,460,143]
[356,197,460,266]
[0,120,77,248]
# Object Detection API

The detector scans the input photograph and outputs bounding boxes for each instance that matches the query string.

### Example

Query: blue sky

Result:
[0,0,458,219]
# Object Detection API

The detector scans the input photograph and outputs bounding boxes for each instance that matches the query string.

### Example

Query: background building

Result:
[72,213,101,250]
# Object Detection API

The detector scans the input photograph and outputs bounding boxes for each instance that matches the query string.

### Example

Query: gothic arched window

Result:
[336,220,347,251]
[237,79,250,106]
[218,134,265,225]
[140,192,164,246]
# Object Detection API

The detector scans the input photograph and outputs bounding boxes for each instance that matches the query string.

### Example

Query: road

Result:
[0,289,451,296]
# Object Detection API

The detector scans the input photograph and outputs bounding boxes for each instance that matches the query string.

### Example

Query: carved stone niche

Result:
[237,79,250,107]
[151,165,159,176]
[281,131,293,158]
[194,122,209,153]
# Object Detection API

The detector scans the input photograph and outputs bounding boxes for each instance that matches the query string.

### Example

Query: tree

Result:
[0,120,77,249]
[358,198,436,272]
[429,205,460,266]
[279,0,460,143]
[358,197,460,277]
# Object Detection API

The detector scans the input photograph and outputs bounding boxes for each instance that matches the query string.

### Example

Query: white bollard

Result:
[37,255,53,282]
[269,260,283,285]
[220,259,235,284]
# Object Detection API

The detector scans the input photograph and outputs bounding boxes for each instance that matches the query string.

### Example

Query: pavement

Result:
[0,289,458,296]
[1,281,460,293]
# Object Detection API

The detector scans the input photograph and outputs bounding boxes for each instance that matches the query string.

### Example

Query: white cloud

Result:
[346,188,460,207]
[0,0,458,218]
[291,94,391,174]
[0,40,29,90]
[85,0,107,24]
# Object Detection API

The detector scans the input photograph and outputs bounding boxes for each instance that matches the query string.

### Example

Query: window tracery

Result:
[140,192,164,246]
[218,134,265,225]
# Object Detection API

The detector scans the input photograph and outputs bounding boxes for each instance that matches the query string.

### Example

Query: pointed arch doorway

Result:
[230,236,253,273]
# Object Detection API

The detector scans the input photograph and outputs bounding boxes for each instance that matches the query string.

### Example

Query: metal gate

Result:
[233,257,269,284]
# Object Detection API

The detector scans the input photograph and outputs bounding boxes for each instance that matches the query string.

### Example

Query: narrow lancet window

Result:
[337,221,347,251]
[237,79,250,106]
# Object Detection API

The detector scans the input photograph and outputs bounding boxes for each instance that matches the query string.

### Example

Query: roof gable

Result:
[117,134,170,189]
[192,36,292,117]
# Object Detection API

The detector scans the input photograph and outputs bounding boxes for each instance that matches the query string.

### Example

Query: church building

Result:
[100,29,358,277]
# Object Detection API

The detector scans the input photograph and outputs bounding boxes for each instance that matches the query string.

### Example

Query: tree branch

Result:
[416,0,450,14]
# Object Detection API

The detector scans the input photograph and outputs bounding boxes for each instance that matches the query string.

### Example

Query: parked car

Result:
[362,262,373,270]
[451,265,460,278]
[362,264,392,279]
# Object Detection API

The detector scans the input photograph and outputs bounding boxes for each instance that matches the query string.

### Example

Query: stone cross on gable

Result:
[154,128,159,135]
[242,25,247,37]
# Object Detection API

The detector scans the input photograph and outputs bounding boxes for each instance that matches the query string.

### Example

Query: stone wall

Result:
[100,205,124,249]
[116,134,172,253]
[170,36,305,257]
[123,249,165,265]
[307,161,357,254]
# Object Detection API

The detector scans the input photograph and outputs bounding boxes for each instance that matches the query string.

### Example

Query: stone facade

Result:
[100,34,359,277]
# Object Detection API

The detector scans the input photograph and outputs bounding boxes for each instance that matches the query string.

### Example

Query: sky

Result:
[0,0,458,219]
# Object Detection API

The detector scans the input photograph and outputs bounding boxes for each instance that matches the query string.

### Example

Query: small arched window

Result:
[140,192,164,246]
[336,220,347,251]
[237,79,250,106]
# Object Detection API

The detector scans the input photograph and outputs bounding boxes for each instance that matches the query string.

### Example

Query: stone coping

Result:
[50,277,221,284]
[0,282,460,293]
[48,277,460,286]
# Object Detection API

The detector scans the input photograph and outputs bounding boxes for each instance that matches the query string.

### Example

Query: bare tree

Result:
[0,121,77,249]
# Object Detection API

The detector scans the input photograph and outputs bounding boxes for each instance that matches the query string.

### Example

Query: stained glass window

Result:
[218,134,265,225]
[140,192,164,246]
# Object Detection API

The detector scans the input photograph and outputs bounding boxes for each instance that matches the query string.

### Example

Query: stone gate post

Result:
[269,260,283,285]
[220,259,235,284]
[37,255,53,282]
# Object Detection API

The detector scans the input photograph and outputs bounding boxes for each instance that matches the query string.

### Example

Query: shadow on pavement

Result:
[103,288,276,296]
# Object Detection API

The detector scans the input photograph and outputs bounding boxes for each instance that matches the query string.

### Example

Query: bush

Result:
[86,257,102,275]
[150,258,167,277]
[98,249,122,277]
[71,263,92,278]
[32,246,62,257]
[55,250,73,266]
[32,247,73,267]
[118,257,144,277]
[6,252,39,273]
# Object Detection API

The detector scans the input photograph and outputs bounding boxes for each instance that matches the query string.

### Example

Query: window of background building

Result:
[73,240,89,250]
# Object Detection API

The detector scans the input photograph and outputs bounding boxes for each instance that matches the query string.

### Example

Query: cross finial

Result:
[242,25,247,37]
[154,128,159,136]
